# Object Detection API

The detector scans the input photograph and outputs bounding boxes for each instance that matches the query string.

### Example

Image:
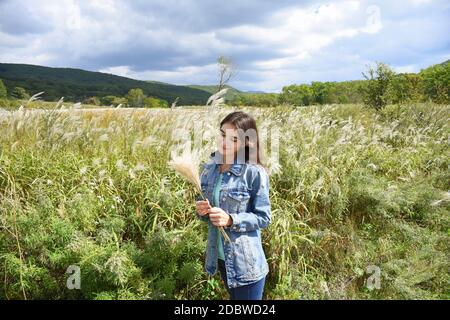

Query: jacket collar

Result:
[210,151,245,176]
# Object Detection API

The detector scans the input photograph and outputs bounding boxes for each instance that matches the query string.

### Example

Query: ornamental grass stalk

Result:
[168,149,231,243]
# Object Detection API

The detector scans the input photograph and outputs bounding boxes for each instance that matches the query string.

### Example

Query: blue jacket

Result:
[196,151,271,288]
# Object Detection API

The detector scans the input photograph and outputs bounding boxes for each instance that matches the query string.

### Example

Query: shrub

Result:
[362,62,396,110]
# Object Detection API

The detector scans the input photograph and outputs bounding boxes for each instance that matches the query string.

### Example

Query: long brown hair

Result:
[220,111,265,167]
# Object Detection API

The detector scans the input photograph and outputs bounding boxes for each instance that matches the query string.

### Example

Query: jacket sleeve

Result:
[228,166,271,232]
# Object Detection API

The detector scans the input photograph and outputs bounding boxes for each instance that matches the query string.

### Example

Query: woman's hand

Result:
[196,199,211,216]
[208,207,233,227]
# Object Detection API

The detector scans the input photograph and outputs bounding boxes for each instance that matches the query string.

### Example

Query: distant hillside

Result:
[187,84,243,100]
[245,90,267,94]
[0,63,210,105]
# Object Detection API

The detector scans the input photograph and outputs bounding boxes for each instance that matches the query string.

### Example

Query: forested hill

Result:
[0,63,211,105]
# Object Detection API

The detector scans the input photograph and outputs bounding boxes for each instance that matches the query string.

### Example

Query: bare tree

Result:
[217,55,237,93]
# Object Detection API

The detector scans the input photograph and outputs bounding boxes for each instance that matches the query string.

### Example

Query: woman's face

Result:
[217,122,242,162]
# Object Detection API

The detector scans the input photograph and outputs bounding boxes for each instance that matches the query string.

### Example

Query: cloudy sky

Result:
[0,0,449,92]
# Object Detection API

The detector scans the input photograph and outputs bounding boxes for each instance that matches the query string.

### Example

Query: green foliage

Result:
[125,88,169,108]
[126,88,145,108]
[0,98,13,108]
[11,86,30,100]
[279,84,313,106]
[362,62,396,110]
[1,61,448,109]
[420,62,450,104]
[274,80,367,107]
[0,79,7,98]
[311,81,332,105]
[0,74,448,300]
[0,63,210,104]
[83,96,101,106]
[390,73,423,104]
[346,169,441,222]
[241,60,448,108]
[101,95,127,107]
[144,96,168,108]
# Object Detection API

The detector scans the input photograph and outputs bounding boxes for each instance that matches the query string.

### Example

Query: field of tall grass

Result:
[0,102,449,299]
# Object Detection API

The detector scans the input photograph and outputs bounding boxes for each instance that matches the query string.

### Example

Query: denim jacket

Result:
[196,151,271,288]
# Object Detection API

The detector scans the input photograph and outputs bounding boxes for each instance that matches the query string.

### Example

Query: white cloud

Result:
[411,0,433,6]
[393,64,418,73]
[100,63,218,85]
[0,0,448,92]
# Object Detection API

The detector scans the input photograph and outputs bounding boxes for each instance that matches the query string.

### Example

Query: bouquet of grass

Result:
[168,148,231,243]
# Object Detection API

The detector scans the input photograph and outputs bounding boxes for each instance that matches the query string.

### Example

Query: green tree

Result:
[102,95,118,106]
[0,79,7,98]
[328,80,366,104]
[11,86,30,100]
[362,62,396,110]
[311,81,333,105]
[420,62,450,104]
[144,96,168,108]
[390,73,423,104]
[0,79,9,109]
[279,84,313,106]
[256,93,279,107]
[228,94,245,106]
[102,95,127,107]
[234,93,279,107]
[84,96,101,106]
[126,88,145,108]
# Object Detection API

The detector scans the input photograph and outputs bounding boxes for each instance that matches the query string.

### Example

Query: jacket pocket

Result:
[226,189,251,213]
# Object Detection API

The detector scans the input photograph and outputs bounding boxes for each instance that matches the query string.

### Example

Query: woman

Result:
[195,111,271,300]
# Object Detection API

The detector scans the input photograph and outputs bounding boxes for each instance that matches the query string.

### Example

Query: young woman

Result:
[195,111,271,300]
